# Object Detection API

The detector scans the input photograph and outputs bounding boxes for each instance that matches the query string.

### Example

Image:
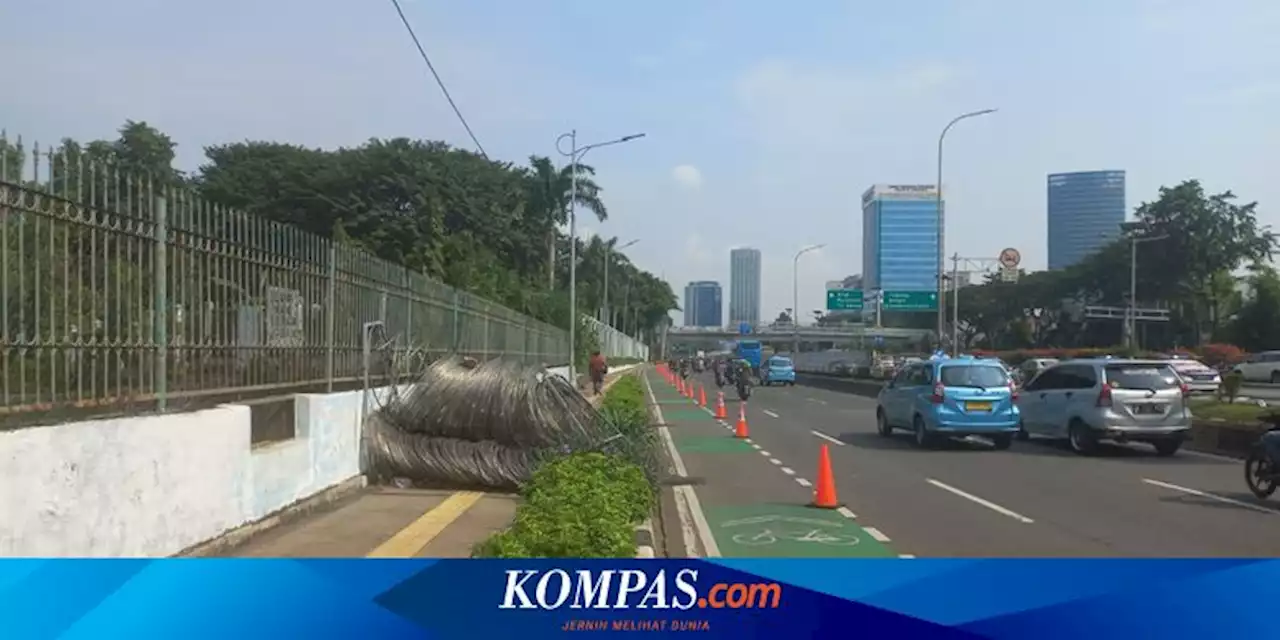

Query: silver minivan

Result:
[1015,358,1191,456]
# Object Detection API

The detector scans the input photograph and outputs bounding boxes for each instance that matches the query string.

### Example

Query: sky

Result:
[4,0,1279,327]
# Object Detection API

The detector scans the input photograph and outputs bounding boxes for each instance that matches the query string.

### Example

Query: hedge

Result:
[473,372,656,558]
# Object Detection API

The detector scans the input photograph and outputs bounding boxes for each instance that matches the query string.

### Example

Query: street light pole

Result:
[603,238,639,324]
[935,108,997,349]
[1120,228,1168,350]
[556,131,646,381]
[792,244,825,354]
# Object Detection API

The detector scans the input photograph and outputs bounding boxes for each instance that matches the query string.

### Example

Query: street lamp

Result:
[793,243,825,354]
[556,131,646,380]
[603,238,639,324]
[1119,222,1169,350]
[935,108,997,347]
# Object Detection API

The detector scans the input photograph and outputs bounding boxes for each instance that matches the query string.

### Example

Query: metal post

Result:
[935,108,997,347]
[325,243,336,391]
[154,194,168,411]
[1128,237,1137,350]
[451,290,460,351]
[951,253,960,352]
[792,255,800,354]
[601,247,609,322]
[567,130,579,379]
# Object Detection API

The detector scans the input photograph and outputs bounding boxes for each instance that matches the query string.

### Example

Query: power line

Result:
[387,0,489,159]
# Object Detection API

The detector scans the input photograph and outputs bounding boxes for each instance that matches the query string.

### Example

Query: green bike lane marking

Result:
[702,504,895,558]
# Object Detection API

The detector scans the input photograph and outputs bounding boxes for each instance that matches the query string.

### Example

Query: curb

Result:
[176,475,368,557]
[635,518,657,558]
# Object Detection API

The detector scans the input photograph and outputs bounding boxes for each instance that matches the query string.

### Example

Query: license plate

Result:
[965,401,993,411]
[1134,403,1162,415]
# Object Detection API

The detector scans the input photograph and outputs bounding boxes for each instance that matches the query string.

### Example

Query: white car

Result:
[870,358,897,380]
[1167,359,1220,394]
[1232,351,1280,384]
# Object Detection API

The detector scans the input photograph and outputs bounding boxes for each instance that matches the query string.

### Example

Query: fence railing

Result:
[0,131,571,427]
[583,315,649,361]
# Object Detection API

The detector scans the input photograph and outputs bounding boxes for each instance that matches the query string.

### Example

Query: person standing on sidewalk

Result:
[588,350,608,395]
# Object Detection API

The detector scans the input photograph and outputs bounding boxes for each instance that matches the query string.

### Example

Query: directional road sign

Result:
[881,290,938,311]
[826,289,864,311]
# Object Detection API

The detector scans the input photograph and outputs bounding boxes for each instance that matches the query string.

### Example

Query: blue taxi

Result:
[762,356,796,386]
[875,355,1020,450]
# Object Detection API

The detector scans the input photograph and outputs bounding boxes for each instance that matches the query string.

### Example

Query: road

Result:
[666,371,1280,557]
[1241,383,1280,402]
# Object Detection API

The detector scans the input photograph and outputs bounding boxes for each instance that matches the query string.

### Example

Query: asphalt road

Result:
[686,372,1280,557]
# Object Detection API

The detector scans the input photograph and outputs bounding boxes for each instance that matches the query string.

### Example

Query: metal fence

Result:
[0,131,570,427]
[583,315,649,361]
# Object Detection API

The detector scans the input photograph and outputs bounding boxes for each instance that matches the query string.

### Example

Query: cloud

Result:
[671,164,703,189]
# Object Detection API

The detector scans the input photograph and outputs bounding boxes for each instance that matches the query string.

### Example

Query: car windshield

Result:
[940,365,1009,388]
[770,358,792,367]
[1105,364,1180,390]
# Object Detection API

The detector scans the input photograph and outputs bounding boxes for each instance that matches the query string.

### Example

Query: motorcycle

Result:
[679,361,691,380]
[735,374,752,401]
[713,365,726,388]
[1244,425,1280,499]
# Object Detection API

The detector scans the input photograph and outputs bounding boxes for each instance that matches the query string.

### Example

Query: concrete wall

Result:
[0,387,394,557]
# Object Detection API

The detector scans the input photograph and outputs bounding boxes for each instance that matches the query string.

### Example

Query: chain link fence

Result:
[582,315,649,361]
[0,130,572,429]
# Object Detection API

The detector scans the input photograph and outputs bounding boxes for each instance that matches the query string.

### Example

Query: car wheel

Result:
[1152,439,1182,457]
[876,409,892,437]
[1016,421,1030,441]
[991,434,1013,450]
[912,415,934,449]
[1068,420,1098,455]
[1271,371,1280,384]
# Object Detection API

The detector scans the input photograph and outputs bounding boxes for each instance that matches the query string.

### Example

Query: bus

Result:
[736,340,763,371]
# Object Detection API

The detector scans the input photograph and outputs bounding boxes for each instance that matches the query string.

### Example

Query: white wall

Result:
[0,387,391,557]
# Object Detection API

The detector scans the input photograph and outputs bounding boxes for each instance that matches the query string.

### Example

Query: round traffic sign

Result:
[998,247,1021,268]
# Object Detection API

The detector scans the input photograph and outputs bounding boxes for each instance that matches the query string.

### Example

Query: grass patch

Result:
[473,370,658,558]
[1190,397,1270,423]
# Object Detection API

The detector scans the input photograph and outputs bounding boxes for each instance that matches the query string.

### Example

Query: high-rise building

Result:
[861,184,940,295]
[683,281,722,327]
[1047,170,1126,270]
[729,248,762,327]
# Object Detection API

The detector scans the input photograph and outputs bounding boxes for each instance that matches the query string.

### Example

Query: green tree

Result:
[1229,266,1280,351]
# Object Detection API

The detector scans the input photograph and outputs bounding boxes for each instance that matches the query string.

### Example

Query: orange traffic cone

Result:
[676,378,684,394]
[734,403,749,438]
[687,383,696,400]
[714,392,727,419]
[699,386,707,408]
[812,444,840,509]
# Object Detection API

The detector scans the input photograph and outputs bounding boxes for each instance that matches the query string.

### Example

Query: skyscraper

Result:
[861,184,940,294]
[1047,170,1126,270]
[729,248,762,328]
[683,281,722,327]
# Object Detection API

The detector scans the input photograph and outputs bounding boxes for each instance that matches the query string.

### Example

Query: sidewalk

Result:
[646,369,897,558]
[215,365,641,558]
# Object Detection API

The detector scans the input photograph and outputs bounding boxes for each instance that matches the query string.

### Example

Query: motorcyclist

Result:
[713,358,727,386]
[1263,430,1280,471]
[678,358,691,379]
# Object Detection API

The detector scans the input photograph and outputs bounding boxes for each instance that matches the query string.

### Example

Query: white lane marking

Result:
[780,467,796,475]
[811,430,845,446]
[645,374,721,557]
[750,443,762,450]
[864,527,891,543]
[763,409,780,418]
[1142,478,1280,515]
[899,554,917,559]
[744,438,753,444]
[807,398,828,405]
[836,507,857,519]
[760,450,772,457]
[795,478,812,487]
[926,478,1036,524]
[768,458,782,465]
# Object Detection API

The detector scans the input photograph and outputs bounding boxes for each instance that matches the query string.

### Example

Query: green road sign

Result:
[826,289,864,311]
[882,290,938,311]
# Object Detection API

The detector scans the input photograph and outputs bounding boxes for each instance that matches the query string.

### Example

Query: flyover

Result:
[665,325,932,352]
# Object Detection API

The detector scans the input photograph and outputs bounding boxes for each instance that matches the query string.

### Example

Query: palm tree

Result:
[526,156,608,289]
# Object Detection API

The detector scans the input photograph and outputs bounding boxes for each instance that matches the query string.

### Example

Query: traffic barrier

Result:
[812,444,840,509]
[734,403,749,439]
[698,386,707,408]
[714,392,727,419]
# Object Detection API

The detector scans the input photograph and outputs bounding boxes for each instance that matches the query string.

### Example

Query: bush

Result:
[473,373,657,558]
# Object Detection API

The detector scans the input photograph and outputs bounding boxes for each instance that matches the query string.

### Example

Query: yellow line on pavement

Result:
[366,491,485,558]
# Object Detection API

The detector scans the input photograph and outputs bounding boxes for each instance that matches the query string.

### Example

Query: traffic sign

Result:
[738,322,752,335]
[826,289,864,311]
[1000,265,1019,283]
[881,291,938,311]
[998,247,1021,268]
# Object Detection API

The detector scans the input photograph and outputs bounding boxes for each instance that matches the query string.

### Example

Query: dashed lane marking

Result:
[811,430,845,446]
[763,409,780,418]
[837,507,857,519]
[795,478,812,487]
[1142,478,1280,515]
[864,527,891,543]
[926,478,1036,524]
[768,458,782,465]
[780,467,796,475]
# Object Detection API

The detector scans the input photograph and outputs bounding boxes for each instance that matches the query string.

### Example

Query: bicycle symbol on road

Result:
[719,515,862,548]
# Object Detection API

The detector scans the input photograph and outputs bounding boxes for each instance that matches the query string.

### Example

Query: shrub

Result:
[1197,343,1245,368]
[1220,370,1244,403]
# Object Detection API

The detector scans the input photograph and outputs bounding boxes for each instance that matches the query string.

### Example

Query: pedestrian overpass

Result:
[665,325,932,352]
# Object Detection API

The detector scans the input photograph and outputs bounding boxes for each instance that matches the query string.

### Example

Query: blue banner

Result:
[1,559,1272,638]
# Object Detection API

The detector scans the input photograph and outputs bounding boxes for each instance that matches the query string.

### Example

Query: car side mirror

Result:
[885,380,895,389]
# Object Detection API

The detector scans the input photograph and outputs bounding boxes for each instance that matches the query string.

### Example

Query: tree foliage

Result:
[954,180,1274,351]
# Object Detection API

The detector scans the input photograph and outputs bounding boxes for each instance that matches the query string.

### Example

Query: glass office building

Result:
[861,184,940,295]
[728,248,762,327]
[1047,170,1126,270]
[683,281,723,327]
